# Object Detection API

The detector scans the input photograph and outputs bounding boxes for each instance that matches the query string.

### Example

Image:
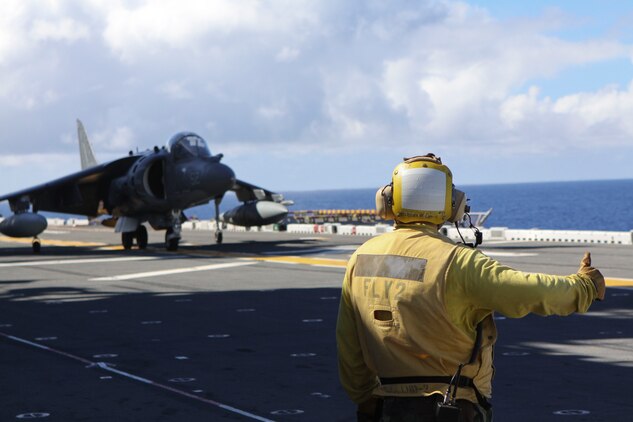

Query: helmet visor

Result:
[400,167,447,212]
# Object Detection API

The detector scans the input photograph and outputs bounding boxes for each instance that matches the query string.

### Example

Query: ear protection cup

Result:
[375,184,395,220]
[448,188,467,223]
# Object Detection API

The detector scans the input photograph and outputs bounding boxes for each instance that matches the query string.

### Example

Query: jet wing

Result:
[230,179,285,203]
[0,155,139,216]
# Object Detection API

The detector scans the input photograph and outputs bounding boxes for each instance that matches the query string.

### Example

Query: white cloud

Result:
[159,81,192,100]
[276,47,300,62]
[0,1,31,64]
[499,82,633,148]
[376,22,631,146]
[1,0,633,190]
[91,126,136,151]
[0,3,90,64]
[0,67,61,110]
[382,57,433,125]
[100,0,318,61]
[0,153,75,168]
[110,127,135,150]
[257,105,286,119]
[553,83,633,126]
[30,18,89,42]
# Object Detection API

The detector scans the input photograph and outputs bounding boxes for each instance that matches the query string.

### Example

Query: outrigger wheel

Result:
[215,231,223,244]
[32,237,41,254]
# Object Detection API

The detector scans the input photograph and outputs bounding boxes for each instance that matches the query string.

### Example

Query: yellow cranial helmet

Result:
[375,154,467,225]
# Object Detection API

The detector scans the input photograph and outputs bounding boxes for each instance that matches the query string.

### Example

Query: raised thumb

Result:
[579,252,591,271]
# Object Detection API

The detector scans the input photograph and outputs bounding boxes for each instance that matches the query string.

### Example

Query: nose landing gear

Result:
[165,228,179,251]
[214,196,223,244]
[165,211,182,251]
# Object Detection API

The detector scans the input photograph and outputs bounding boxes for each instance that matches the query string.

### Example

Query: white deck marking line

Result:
[481,251,538,257]
[90,261,258,281]
[260,244,359,256]
[311,264,347,270]
[0,332,93,364]
[0,332,274,422]
[0,256,158,268]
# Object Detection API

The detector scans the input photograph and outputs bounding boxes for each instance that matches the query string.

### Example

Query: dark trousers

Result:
[380,395,490,422]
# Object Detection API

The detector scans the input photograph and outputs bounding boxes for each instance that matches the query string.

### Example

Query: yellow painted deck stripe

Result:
[98,245,125,251]
[0,236,106,248]
[151,247,348,268]
[605,278,633,287]
[252,255,347,267]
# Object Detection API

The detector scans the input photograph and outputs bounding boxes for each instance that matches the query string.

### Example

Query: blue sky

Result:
[0,0,632,196]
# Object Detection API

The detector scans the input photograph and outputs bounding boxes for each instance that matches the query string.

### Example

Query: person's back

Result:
[336,154,605,422]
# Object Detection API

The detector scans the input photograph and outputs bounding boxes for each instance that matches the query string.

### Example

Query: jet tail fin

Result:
[77,119,98,169]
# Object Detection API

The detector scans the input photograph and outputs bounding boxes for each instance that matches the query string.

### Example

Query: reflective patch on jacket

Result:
[354,254,427,282]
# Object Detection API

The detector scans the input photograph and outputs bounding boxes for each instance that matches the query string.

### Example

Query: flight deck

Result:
[1,227,632,421]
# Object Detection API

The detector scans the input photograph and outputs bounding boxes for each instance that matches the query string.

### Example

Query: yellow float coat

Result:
[336,224,598,404]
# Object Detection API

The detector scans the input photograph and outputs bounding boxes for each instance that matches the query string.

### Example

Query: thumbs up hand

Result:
[579,252,592,270]
[578,252,605,301]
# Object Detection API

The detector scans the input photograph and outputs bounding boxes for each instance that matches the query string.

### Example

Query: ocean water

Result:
[278,179,633,231]
[460,180,633,231]
[2,179,632,231]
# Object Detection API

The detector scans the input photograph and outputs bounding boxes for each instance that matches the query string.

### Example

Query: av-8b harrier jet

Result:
[0,120,290,253]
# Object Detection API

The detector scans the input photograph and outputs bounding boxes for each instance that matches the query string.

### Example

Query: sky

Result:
[1,0,633,196]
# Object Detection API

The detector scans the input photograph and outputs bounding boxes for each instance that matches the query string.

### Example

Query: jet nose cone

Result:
[203,162,235,195]
[218,163,236,188]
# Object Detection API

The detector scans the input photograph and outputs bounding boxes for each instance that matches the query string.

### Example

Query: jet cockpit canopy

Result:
[166,132,211,160]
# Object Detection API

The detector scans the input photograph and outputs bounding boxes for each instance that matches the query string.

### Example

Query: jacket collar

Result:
[394,221,441,232]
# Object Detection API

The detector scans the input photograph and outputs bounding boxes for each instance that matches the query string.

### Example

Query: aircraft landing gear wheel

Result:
[215,231,223,244]
[136,225,148,250]
[32,238,41,254]
[165,228,179,251]
[122,232,134,250]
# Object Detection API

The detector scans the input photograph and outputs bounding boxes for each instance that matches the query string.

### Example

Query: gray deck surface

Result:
[1,227,631,421]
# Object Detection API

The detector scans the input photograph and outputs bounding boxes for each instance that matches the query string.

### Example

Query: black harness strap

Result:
[467,322,483,365]
[379,376,474,388]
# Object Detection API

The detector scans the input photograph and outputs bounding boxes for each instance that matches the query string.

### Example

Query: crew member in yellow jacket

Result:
[336,154,606,422]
